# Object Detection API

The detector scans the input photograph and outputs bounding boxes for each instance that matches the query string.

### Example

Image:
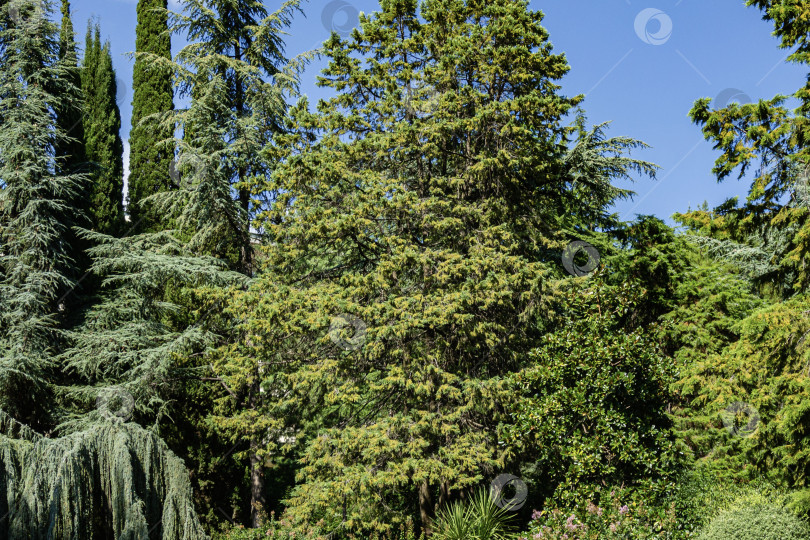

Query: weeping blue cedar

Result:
[0,410,207,539]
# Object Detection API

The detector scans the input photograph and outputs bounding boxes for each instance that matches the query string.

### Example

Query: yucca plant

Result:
[431,488,518,540]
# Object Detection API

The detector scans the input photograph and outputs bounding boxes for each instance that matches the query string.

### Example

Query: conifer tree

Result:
[55,0,85,175]
[128,0,173,231]
[82,23,125,235]
[0,0,85,430]
[142,0,307,526]
[209,0,649,534]
[689,0,810,296]
[169,0,303,273]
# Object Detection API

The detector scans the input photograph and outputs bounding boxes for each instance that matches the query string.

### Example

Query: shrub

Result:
[697,492,810,540]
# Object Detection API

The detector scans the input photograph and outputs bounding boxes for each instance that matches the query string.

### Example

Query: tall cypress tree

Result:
[127,0,173,231]
[82,23,125,235]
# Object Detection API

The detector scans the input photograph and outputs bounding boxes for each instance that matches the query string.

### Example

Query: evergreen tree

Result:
[128,0,173,231]
[82,23,125,235]
[137,0,308,526]
[54,0,85,175]
[171,0,304,273]
[209,0,650,534]
[689,0,810,296]
[0,0,85,430]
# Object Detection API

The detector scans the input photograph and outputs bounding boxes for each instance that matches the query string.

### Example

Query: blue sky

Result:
[69,0,807,223]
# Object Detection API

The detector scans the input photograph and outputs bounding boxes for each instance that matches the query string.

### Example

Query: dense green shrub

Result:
[697,492,810,540]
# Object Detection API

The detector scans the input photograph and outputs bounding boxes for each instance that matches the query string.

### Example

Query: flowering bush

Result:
[520,487,678,540]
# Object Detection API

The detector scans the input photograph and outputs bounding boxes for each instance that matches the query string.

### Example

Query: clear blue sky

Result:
[69,0,807,223]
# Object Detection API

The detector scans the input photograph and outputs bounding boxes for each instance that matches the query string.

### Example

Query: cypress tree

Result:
[128,0,173,231]
[82,23,125,235]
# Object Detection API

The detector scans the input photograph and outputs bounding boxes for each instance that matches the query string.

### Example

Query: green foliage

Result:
[217,0,634,534]
[431,489,518,540]
[0,411,208,539]
[697,490,810,540]
[502,271,679,512]
[562,116,658,233]
[54,0,85,176]
[128,0,173,232]
[526,485,679,540]
[58,230,247,430]
[671,294,810,490]
[81,23,125,235]
[687,0,810,296]
[164,0,306,273]
[0,0,86,430]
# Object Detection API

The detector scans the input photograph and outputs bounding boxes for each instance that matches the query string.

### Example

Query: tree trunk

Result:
[419,480,434,536]
[437,479,450,512]
[249,371,265,527]
[249,434,265,527]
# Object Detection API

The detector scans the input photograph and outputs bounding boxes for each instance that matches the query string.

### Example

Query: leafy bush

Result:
[697,491,810,540]
[524,484,679,539]
[502,275,680,512]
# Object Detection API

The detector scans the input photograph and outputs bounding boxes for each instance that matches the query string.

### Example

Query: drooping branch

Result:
[0,413,207,539]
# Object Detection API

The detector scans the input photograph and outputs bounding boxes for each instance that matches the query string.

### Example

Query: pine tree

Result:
[82,23,125,235]
[128,0,173,231]
[0,0,85,431]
